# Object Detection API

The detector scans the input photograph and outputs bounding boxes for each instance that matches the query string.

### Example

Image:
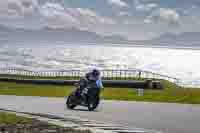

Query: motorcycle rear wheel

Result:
[66,94,77,109]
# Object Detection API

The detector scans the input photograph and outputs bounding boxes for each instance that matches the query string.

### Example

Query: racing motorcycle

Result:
[66,79,100,111]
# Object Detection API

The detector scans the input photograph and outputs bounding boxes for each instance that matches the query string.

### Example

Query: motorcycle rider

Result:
[79,69,103,97]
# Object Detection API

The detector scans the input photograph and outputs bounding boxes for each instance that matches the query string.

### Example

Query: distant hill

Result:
[0,25,128,44]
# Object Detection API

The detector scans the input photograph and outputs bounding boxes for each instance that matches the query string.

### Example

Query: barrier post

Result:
[137,71,144,96]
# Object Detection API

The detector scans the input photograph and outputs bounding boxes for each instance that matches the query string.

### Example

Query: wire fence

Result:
[0,67,180,85]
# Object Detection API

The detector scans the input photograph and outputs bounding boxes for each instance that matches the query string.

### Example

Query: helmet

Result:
[92,69,100,77]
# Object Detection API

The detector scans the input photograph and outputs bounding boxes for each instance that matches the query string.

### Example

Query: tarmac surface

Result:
[0,95,199,133]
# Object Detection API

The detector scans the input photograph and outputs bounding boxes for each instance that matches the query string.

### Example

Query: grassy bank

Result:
[0,112,32,124]
[0,112,91,133]
[0,81,200,104]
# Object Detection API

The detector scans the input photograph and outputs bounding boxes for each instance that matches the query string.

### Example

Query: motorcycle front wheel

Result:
[66,94,77,109]
[87,96,100,111]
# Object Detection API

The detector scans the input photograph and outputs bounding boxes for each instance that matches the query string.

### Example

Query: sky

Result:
[0,0,200,40]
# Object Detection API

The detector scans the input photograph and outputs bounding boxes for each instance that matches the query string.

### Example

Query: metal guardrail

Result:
[0,67,180,85]
[0,78,163,89]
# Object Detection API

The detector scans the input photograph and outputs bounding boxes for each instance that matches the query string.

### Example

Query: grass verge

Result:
[0,112,32,124]
[0,81,200,104]
[0,112,92,133]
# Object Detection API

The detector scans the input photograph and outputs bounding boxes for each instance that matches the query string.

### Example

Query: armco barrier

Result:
[0,78,163,90]
[0,67,180,84]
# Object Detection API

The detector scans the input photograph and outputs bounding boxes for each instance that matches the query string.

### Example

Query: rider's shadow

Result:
[65,106,101,112]
[72,108,100,112]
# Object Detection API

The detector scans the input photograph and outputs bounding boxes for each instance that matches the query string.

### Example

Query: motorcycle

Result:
[66,81,100,111]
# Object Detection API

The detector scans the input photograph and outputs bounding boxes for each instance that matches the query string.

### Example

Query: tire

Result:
[66,94,77,109]
[88,96,100,111]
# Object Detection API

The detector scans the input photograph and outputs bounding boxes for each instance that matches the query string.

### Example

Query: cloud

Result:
[118,11,131,16]
[2,0,197,40]
[178,5,200,17]
[136,3,158,12]
[39,2,116,29]
[40,2,79,28]
[108,0,128,7]
[66,8,116,26]
[144,18,152,24]
[0,0,38,17]
[145,8,180,26]
[72,8,116,24]
[134,0,157,12]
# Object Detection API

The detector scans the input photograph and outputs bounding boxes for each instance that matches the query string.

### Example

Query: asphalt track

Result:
[0,95,199,133]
